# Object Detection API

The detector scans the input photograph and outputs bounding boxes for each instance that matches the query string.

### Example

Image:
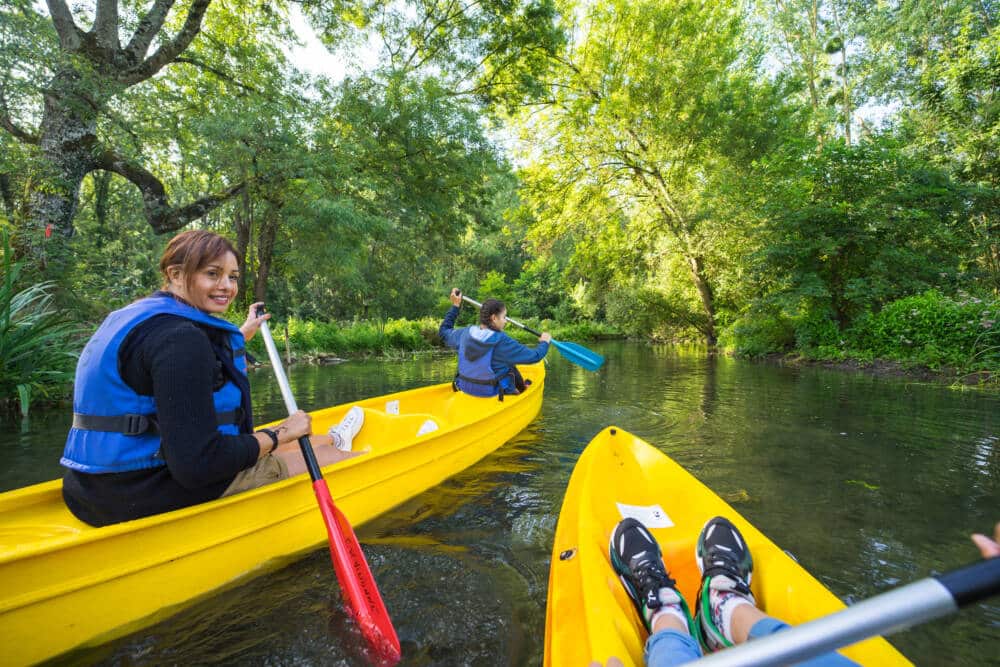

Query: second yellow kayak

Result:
[544,426,911,666]
[0,363,545,666]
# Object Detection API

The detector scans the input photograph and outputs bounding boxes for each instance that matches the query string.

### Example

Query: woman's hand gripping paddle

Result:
[256,307,400,664]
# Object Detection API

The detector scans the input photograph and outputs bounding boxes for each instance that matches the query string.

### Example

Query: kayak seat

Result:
[437,385,518,424]
[335,408,447,450]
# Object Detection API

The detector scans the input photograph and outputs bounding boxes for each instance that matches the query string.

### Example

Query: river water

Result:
[2,342,998,665]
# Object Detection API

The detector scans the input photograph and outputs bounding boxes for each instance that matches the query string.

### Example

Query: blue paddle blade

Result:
[552,340,605,371]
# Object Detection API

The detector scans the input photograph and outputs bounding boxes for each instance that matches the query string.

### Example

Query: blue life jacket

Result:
[61,294,249,474]
[453,326,516,399]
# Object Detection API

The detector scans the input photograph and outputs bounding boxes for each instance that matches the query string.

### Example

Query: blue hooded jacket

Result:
[439,305,549,397]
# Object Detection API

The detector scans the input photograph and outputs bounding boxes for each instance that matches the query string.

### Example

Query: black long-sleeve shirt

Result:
[62,313,261,526]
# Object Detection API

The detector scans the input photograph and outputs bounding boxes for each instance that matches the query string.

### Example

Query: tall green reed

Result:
[1,231,81,416]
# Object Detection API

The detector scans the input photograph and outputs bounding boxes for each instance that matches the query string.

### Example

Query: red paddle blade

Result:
[312,480,402,665]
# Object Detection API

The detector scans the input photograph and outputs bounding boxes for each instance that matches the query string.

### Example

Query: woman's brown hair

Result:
[159,230,240,291]
[479,298,506,330]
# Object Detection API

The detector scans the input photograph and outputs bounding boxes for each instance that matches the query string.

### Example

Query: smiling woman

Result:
[60,229,363,527]
[162,234,242,314]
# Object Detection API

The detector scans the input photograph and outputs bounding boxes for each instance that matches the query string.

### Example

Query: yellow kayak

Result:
[0,362,544,666]
[544,426,911,666]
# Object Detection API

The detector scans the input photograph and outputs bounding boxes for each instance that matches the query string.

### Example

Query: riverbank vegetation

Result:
[2,0,999,412]
[243,314,619,363]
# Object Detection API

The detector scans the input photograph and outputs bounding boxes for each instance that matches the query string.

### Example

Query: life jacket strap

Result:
[455,373,500,386]
[73,408,243,435]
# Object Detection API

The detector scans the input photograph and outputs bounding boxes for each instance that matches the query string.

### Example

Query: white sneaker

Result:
[329,406,364,451]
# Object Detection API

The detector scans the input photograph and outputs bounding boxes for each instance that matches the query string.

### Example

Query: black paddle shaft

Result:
[297,435,324,482]
[937,556,1000,606]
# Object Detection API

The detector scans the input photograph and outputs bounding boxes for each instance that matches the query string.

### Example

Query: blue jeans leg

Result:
[644,629,702,667]
[748,617,861,666]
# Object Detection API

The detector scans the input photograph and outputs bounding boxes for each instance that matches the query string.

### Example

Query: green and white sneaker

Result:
[610,518,694,634]
[694,516,756,652]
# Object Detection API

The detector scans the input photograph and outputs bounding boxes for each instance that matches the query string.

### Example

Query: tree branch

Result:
[118,0,212,86]
[45,0,83,50]
[94,0,121,50]
[174,56,260,93]
[124,0,177,63]
[0,85,39,144]
[97,149,245,233]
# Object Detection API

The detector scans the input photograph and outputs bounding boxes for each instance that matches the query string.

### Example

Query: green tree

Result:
[516,0,785,344]
[860,0,1000,291]
[758,0,863,145]
[305,0,565,111]
[755,136,967,331]
[266,74,514,319]
[0,0,246,255]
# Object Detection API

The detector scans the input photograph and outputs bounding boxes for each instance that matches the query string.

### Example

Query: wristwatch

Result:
[259,428,279,454]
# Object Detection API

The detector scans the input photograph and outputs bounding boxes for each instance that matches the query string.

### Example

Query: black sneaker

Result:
[609,518,693,633]
[694,516,755,652]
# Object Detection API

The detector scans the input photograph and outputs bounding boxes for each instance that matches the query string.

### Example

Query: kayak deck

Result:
[0,363,544,665]
[544,426,911,667]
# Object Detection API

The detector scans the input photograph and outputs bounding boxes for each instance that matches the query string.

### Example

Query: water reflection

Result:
[2,344,999,664]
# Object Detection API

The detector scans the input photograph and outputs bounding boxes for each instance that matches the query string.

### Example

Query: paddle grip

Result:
[935,557,1000,606]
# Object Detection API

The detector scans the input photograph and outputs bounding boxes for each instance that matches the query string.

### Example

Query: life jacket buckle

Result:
[122,413,151,436]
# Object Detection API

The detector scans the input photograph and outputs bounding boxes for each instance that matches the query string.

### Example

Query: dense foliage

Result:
[1,0,999,407]
[0,232,80,414]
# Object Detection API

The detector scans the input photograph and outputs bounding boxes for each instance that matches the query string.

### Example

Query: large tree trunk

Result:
[233,180,253,301]
[254,212,277,304]
[685,254,717,346]
[32,70,101,237]
[21,69,104,269]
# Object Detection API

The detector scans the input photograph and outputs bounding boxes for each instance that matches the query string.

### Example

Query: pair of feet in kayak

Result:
[610,515,755,653]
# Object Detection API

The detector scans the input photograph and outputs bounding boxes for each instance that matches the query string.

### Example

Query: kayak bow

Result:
[544,426,911,667]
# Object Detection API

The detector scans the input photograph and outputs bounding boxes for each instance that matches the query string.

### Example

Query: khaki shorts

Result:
[222,454,290,497]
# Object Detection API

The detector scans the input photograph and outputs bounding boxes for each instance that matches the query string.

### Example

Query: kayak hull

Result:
[544,426,911,667]
[0,363,544,665]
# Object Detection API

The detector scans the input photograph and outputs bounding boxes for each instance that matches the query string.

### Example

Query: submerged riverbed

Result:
[2,342,998,665]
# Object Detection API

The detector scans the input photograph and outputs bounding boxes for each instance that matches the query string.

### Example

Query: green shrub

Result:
[604,286,703,339]
[792,309,841,350]
[245,313,617,361]
[310,322,348,352]
[719,311,796,357]
[384,318,424,350]
[849,291,999,370]
[549,320,620,341]
[345,321,386,352]
[0,232,82,415]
